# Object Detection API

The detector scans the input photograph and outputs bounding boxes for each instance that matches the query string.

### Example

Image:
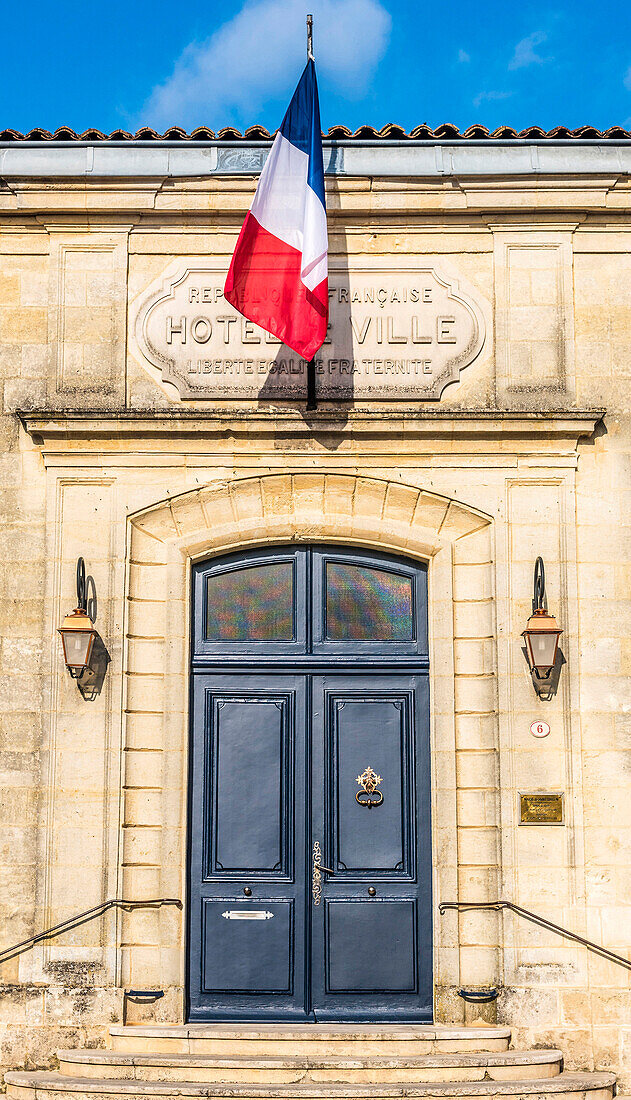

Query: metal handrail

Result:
[439,900,631,972]
[0,898,183,965]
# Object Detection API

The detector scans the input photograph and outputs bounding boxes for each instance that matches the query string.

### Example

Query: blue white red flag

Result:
[224,60,328,361]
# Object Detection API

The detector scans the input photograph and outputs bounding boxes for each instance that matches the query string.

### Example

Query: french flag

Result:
[224,59,328,361]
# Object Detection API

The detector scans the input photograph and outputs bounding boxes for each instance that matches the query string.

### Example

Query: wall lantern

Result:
[522,557,563,688]
[58,558,98,679]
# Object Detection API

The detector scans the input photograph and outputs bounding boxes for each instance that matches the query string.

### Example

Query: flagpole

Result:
[306,357,317,410]
[305,14,318,410]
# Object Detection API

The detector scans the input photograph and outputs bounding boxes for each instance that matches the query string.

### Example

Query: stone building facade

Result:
[0,131,630,1083]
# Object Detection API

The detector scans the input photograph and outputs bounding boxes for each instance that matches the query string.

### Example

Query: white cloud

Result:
[624,66,631,91]
[458,49,470,63]
[473,90,513,108]
[508,30,548,71]
[138,0,392,130]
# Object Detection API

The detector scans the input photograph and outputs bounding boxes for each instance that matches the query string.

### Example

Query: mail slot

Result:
[221,910,274,920]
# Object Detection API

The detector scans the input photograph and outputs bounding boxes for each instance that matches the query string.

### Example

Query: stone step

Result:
[57,1049,564,1085]
[107,1026,513,1057]
[4,1070,617,1100]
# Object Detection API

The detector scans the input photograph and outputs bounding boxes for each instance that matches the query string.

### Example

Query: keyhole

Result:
[243,887,252,897]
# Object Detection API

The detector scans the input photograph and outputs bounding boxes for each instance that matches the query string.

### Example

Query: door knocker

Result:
[356,766,383,808]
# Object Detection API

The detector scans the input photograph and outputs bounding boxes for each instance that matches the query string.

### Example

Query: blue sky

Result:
[2,0,630,135]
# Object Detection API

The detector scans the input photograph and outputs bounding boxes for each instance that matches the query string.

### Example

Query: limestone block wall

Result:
[0,166,629,1086]
[0,416,591,1061]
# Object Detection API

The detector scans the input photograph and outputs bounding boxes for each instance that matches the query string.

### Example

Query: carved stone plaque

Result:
[520,793,564,825]
[134,263,485,401]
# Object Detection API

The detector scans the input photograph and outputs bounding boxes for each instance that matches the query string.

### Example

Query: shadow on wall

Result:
[76,633,111,701]
[521,643,566,701]
[258,167,354,448]
[76,572,111,702]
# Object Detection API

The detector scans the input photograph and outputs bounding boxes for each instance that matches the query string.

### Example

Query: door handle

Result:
[312,841,334,907]
[312,840,335,876]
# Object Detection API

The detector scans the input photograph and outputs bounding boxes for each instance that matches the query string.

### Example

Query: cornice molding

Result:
[18,408,604,455]
[0,173,629,220]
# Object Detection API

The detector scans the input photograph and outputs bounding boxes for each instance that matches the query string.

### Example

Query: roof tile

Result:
[0,124,629,142]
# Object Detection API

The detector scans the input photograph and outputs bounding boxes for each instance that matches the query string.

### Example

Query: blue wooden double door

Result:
[188,545,432,1021]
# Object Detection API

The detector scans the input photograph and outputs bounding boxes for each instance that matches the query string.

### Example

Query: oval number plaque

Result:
[530,720,551,738]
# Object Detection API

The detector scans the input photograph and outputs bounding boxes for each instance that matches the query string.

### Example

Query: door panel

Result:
[211,697,288,874]
[188,674,307,1020]
[202,900,293,993]
[310,673,432,1021]
[326,900,417,991]
[332,695,412,873]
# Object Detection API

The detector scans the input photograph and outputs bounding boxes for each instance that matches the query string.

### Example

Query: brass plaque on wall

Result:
[520,793,564,824]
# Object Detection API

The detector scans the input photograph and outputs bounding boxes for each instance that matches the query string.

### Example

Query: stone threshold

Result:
[5,1071,617,1096]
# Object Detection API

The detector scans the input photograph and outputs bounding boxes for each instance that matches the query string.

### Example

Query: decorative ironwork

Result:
[312,841,323,906]
[356,765,383,807]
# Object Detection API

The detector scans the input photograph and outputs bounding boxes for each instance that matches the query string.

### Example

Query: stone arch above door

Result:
[123,473,496,1024]
[129,472,490,560]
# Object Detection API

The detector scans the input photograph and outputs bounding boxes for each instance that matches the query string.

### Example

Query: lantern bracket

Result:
[76,556,86,611]
[533,555,546,613]
[76,557,97,622]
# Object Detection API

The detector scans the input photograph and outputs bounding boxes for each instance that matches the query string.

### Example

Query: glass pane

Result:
[206,561,294,641]
[325,561,413,641]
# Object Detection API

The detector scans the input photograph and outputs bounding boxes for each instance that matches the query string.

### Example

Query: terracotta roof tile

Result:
[133,126,160,140]
[162,126,188,140]
[216,126,243,140]
[242,125,269,139]
[379,123,408,138]
[409,124,435,139]
[463,125,490,138]
[433,123,461,138]
[518,125,546,138]
[0,124,629,141]
[25,128,53,140]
